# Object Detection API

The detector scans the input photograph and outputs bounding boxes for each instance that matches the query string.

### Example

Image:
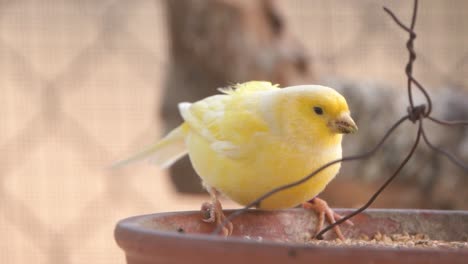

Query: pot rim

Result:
[115,208,468,254]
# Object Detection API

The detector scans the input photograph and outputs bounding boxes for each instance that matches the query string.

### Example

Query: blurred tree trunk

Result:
[162,0,313,193]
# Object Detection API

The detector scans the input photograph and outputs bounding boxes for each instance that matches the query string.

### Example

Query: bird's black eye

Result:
[313,106,323,115]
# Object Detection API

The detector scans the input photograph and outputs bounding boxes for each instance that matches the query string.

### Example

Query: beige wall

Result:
[0,1,467,263]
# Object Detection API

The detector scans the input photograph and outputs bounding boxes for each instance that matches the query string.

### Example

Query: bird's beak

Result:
[329,112,358,134]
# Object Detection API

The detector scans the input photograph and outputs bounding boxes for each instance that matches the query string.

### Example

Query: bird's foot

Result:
[302,197,353,241]
[200,198,233,236]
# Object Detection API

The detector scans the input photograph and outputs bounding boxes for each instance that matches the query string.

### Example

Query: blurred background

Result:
[0,0,467,263]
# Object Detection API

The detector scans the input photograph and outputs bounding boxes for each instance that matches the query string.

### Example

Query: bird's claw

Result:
[201,202,216,223]
[200,201,233,236]
[303,197,352,241]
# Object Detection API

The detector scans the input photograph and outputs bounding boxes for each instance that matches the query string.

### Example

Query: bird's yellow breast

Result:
[186,129,342,209]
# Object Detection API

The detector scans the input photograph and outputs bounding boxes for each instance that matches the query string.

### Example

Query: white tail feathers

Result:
[111,125,188,169]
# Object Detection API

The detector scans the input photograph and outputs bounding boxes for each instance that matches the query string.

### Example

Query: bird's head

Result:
[264,85,357,145]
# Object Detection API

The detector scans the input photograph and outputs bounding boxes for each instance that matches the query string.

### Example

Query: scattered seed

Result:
[307,233,468,249]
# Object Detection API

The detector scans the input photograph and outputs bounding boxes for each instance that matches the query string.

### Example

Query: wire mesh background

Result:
[0,0,467,263]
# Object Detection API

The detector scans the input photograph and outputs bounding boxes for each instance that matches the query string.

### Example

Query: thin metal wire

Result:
[428,116,468,126]
[409,75,433,117]
[382,7,413,34]
[315,0,465,238]
[421,124,468,171]
[316,120,423,239]
[213,115,409,235]
[384,0,432,117]
[409,0,419,30]
[406,0,420,113]
[212,0,468,238]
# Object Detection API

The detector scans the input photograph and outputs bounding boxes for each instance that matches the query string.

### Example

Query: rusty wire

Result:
[214,0,468,237]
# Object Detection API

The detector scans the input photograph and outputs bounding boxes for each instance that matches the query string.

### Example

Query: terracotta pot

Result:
[115,209,468,264]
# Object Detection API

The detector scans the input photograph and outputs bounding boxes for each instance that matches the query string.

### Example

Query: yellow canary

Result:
[116,81,357,237]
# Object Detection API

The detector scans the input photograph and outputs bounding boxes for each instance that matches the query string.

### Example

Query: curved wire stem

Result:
[383,0,433,117]
[316,120,423,239]
[382,7,413,34]
[421,124,468,171]
[213,115,409,235]
[427,116,468,126]
[409,75,432,116]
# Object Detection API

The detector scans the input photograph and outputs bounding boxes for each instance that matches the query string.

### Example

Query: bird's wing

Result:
[179,93,269,159]
[218,81,279,95]
[111,124,188,169]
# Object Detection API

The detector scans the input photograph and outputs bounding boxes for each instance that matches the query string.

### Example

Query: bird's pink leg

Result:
[302,197,353,240]
[201,187,233,236]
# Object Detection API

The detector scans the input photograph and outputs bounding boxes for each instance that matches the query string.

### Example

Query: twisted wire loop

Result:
[315,0,467,238]
[407,105,426,123]
[316,120,423,239]
[213,0,468,237]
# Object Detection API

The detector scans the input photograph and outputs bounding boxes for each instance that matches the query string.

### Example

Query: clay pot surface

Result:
[115,209,468,264]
